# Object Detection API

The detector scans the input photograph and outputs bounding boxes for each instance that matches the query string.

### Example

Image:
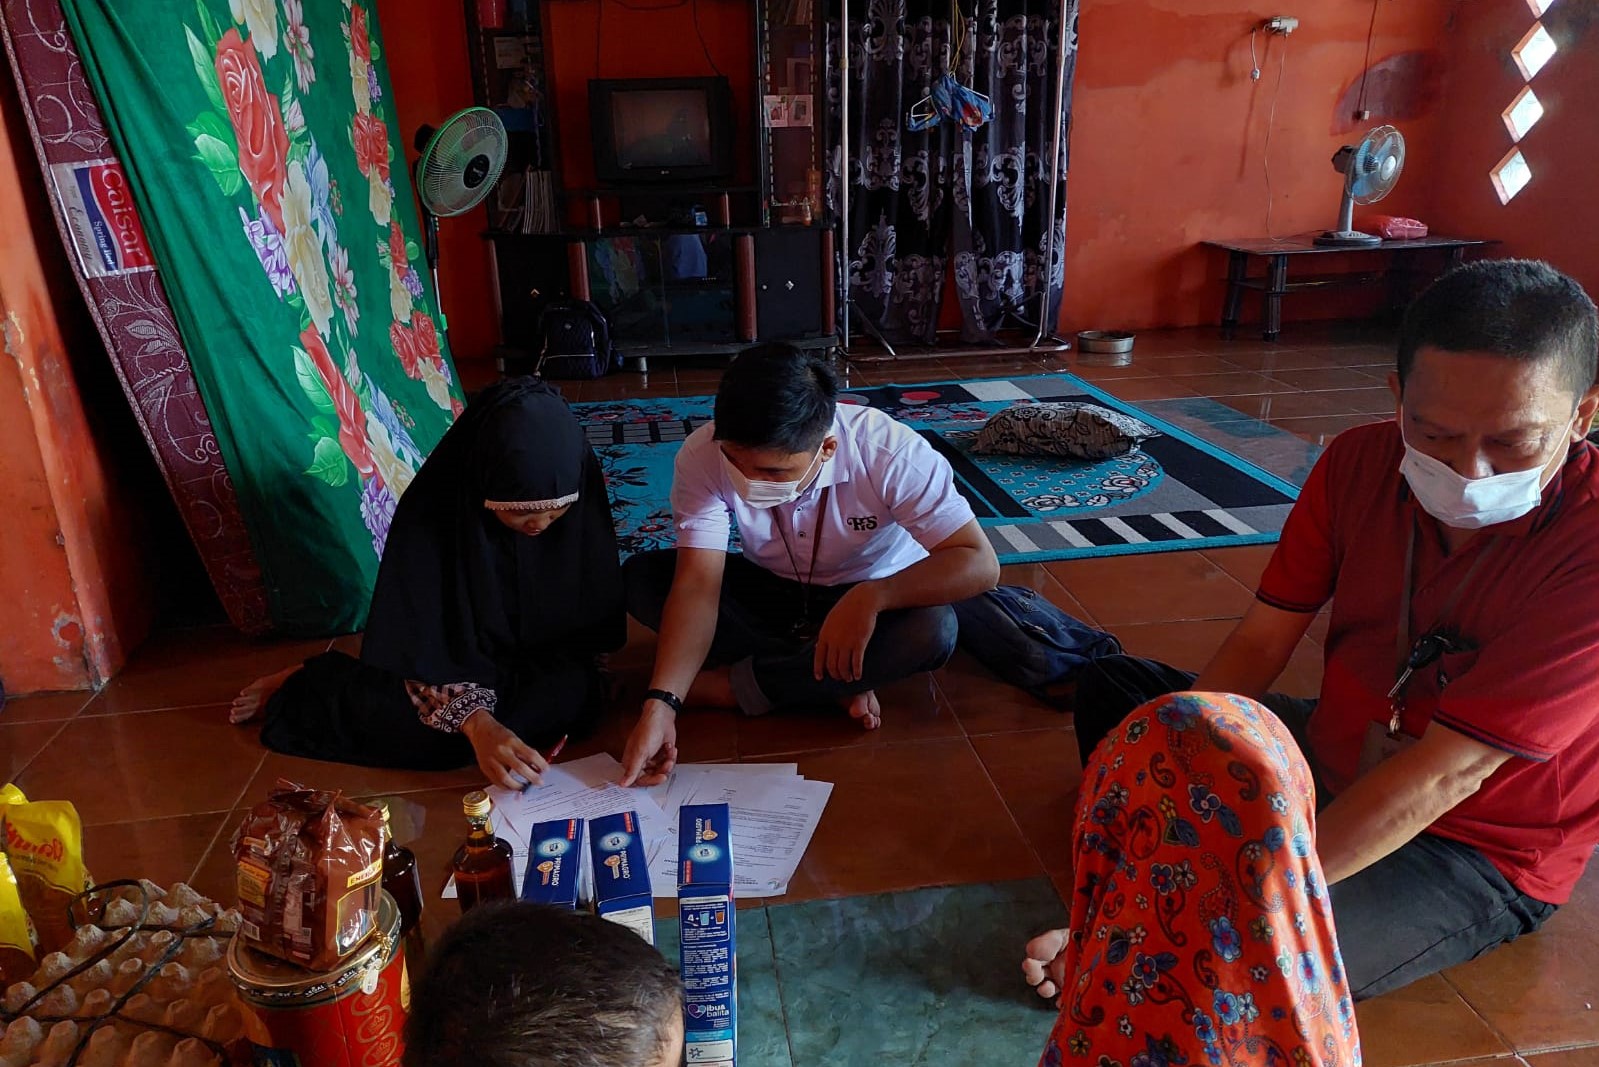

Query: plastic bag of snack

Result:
[1,784,89,954]
[0,853,37,983]
[230,781,384,971]
[1368,215,1428,239]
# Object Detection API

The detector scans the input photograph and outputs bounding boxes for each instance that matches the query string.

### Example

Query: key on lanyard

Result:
[1386,631,1456,726]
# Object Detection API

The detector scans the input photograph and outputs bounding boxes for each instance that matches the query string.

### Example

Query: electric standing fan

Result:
[1314,125,1405,248]
[413,107,508,333]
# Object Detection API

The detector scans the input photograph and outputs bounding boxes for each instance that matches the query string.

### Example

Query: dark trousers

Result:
[1074,654,1557,999]
[623,549,958,715]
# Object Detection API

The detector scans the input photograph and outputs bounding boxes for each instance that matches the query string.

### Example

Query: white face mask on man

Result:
[722,446,826,509]
[1398,416,1573,530]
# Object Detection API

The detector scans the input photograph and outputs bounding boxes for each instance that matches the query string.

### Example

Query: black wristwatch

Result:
[644,688,684,714]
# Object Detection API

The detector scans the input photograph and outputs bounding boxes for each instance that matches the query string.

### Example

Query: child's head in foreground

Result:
[403,901,684,1067]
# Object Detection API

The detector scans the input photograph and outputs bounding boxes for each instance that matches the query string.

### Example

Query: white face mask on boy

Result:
[1398,418,1572,530]
[722,446,826,509]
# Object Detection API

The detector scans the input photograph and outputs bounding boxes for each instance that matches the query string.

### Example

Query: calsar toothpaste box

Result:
[678,803,736,1067]
[521,818,585,909]
[588,810,655,946]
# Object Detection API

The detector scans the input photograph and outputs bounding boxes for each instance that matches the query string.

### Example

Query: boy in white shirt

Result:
[620,345,1000,786]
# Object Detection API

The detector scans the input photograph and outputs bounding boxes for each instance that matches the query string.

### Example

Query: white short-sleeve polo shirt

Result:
[669,404,976,586]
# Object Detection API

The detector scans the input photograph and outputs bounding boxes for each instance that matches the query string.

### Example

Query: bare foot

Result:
[1022,928,1070,1003]
[229,665,299,725]
[685,666,738,709]
[845,690,881,730]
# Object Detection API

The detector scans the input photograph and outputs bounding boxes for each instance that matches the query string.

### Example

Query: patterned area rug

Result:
[576,374,1302,563]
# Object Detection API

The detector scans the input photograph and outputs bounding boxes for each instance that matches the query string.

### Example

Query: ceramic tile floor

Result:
[7,322,1598,1066]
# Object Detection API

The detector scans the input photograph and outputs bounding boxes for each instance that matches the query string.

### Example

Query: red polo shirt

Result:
[1258,420,1599,904]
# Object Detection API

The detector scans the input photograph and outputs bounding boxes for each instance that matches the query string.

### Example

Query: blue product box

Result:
[588,810,655,946]
[678,803,735,1067]
[520,818,585,909]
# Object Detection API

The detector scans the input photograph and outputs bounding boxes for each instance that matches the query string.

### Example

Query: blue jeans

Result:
[623,550,958,715]
[1074,653,1557,999]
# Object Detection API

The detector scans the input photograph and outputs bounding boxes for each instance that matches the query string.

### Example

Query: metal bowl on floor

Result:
[1075,330,1135,366]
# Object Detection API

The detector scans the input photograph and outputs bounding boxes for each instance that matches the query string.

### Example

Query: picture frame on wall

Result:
[785,58,812,94]
[764,94,791,128]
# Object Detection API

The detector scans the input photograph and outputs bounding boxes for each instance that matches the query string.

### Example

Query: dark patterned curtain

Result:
[829,0,1078,346]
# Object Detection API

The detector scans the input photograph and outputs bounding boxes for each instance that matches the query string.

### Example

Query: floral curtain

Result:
[58,0,463,634]
[829,0,1078,346]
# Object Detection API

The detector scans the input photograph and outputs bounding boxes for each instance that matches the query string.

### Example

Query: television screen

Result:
[610,89,714,171]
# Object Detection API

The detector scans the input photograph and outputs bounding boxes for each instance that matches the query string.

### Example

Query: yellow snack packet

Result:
[0,852,36,983]
[1,784,89,954]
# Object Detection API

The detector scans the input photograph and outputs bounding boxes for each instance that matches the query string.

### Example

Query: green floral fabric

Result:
[60,0,463,633]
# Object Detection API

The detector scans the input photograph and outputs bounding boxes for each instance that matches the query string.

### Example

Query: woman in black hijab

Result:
[231,379,626,789]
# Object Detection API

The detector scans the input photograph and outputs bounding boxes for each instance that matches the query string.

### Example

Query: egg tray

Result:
[0,880,248,1067]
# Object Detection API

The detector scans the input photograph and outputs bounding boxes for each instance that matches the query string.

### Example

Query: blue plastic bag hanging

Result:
[907,73,993,132]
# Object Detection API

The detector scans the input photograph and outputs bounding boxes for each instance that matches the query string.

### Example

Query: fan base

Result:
[1314,230,1384,248]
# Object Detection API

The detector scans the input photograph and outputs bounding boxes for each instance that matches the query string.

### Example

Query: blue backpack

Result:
[952,585,1123,706]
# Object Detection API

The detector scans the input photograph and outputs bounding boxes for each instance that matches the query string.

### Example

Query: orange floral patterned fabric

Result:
[1041,692,1362,1067]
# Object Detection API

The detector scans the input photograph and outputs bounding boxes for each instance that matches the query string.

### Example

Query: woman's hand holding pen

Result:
[463,710,549,791]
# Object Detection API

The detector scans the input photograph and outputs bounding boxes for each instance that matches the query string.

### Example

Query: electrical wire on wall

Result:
[587,0,722,79]
[1260,32,1289,239]
[1356,0,1380,118]
[692,0,725,78]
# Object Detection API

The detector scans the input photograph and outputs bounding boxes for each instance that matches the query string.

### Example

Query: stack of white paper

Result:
[440,753,832,901]
[643,762,833,899]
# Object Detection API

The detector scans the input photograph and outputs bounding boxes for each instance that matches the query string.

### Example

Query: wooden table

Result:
[1202,235,1495,341]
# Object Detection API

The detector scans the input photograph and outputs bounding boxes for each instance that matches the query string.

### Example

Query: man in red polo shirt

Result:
[1028,260,1599,1001]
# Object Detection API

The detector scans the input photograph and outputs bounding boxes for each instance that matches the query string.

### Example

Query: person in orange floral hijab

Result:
[1025,692,1361,1067]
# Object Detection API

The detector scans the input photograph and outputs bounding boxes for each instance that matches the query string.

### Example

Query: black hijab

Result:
[361,378,625,689]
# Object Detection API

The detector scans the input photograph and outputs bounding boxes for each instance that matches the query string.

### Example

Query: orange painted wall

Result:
[373,0,752,360]
[0,90,158,694]
[540,0,757,196]
[1428,1,1598,299]
[1060,0,1456,335]
[376,0,500,365]
[379,1,1462,343]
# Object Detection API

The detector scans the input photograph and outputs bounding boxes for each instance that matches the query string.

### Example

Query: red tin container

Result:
[228,890,408,1066]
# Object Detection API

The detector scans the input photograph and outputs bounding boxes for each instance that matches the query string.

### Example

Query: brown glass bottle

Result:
[451,791,515,913]
[376,800,424,934]
[377,800,429,976]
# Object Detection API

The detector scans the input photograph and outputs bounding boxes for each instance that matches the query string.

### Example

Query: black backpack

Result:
[534,299,622,380]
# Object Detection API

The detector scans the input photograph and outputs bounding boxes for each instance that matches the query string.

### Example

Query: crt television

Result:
[589,77,735,186]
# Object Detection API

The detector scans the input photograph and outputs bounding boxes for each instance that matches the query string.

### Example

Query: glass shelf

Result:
[585,233,738,347]
[759,0,826,227]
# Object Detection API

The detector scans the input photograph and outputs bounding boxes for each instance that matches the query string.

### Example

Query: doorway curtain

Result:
[829,0,1079,346]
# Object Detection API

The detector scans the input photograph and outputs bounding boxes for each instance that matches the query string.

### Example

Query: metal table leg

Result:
[1264,254,1288,341]
[1222,250,1246,337]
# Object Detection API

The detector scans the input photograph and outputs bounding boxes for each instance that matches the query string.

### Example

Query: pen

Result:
[521,734,568,794]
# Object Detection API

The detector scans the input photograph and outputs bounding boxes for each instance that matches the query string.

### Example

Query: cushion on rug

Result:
[973,402,1160,460]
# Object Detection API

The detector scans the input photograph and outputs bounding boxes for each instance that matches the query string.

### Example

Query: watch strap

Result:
[644,688,684,714]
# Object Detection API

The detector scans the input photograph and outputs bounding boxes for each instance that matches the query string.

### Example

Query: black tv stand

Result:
[489,221,834,371]
[466,0,837,370]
